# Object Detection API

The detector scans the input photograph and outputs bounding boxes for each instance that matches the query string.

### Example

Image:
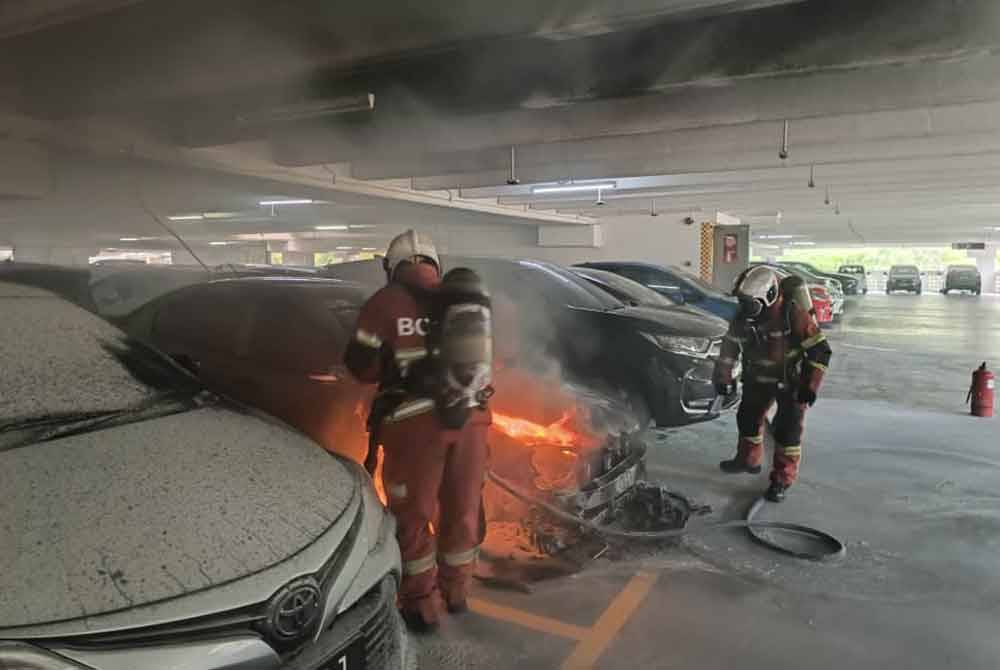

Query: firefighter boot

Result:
[400,595,441,634]
[438,561,476,614]
[720,436,764,474]
[765,481,789,503]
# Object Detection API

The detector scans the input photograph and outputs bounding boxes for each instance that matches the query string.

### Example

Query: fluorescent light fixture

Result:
[119,237,140,242]
[259,198,314,206]
[349,224,376,229]
[756,234,798,240]
[531,182,617,194]
[362,247,377,251]
[167,214,204,221]
[790,241,816,246]
[336,246,355,251]
[315,225,349,231]
[209,241,230,246]
[202,211,240,220]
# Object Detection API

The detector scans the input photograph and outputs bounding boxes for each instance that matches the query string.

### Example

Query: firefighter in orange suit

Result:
[713,266,833,502]
[344,230,491,633]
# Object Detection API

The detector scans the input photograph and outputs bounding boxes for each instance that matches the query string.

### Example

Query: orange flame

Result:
[492,411,590,448]
[371,445,387,506]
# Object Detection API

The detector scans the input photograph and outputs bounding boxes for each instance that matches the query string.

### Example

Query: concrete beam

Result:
[281,51,1000,168]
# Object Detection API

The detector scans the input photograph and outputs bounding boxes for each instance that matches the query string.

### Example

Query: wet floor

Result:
[420,293,1000,669]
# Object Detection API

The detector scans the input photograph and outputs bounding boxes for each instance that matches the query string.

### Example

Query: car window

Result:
[839,265,864,274]
[511,261,624,311]
[572,268,677,307]
[247,287,343,370]
[153,283,252,357]
[668,266,728,298]
[891,266,920,276]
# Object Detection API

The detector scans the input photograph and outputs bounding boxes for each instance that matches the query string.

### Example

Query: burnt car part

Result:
[486,471,846,561]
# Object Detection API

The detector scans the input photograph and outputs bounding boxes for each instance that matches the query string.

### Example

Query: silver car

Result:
[0,279,407,670]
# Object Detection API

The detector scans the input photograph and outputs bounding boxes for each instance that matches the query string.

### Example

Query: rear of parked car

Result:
[887,265,922,294]
[837,265,868,294]
[943,265,982,295]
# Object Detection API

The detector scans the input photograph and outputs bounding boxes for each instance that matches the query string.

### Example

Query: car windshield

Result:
[517,261,625,310]
[950,265,977,272]
[0,280,203,444]
[572,268,677,307]
[892,266,920,276]
[839,265,864,273]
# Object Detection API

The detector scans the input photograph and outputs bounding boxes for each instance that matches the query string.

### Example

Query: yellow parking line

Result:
[468,597,590,641]
[560,571,659,670]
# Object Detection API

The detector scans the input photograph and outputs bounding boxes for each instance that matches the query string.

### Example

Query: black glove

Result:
[715,381,736,397]
[797,388,817,407]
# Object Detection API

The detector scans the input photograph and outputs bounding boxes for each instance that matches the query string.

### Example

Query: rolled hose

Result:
[487,471,846,562]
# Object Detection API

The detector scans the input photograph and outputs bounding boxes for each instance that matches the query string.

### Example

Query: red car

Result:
[810,284,834,325]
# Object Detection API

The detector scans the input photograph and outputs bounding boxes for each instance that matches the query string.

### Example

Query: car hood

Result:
[0,406,357,630]
[584,304,728,339]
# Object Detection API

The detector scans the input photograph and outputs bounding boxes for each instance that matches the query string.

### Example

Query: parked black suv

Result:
[942,265,982,295]
[323,258,736,428]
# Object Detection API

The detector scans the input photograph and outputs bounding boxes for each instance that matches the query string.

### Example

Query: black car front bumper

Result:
[644,351,739,427]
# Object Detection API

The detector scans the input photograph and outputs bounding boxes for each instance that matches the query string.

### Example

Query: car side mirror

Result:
[668,290,686,304]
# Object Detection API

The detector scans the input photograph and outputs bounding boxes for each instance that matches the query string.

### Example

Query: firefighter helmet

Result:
[384,229,440,279]
[735,265,780,319]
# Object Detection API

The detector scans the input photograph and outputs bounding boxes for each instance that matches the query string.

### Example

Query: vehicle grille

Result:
[283,576,402,669]
[358,577,397,667]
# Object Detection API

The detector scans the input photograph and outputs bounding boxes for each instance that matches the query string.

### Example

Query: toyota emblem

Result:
[267,579,322,641]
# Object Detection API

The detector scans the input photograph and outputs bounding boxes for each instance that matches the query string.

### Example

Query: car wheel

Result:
[942,289,949,295]
[916,289,922,295]
[976,288,982,296]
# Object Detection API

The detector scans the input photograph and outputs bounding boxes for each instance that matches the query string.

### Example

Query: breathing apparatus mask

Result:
[734,266,780,322]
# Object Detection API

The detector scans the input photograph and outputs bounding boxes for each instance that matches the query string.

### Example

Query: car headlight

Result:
[641,333,711,356]
[0,643,89,669]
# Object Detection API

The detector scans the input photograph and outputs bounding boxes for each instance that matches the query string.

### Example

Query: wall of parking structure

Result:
[429,214,702,269]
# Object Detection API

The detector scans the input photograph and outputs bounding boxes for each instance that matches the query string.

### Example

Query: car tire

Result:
[942,288,949,295]
[916,289,922,295]
[976,288,982,296]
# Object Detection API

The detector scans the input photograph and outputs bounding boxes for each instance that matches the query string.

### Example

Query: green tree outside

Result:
[751,246,998,272]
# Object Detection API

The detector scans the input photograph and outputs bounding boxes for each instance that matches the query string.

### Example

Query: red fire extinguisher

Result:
[967,362,995,418]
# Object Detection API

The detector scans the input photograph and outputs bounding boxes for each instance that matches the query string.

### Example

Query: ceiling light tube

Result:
[315,225,349,231]
[259,199,314,206]
[531,182,617,195]
[209,241,230,246]
[167,214,204,221]
[336,246,355,250]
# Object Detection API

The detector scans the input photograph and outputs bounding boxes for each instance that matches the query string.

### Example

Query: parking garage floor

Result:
[418,294,1000,669]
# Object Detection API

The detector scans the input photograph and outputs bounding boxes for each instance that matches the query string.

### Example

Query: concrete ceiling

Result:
[4,0,1000,249]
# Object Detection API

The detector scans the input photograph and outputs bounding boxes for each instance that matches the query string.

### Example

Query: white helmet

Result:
[734,266,780,319]
[384,229,440,278]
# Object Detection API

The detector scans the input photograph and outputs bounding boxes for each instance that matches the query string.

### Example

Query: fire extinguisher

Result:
[967,362,995,418]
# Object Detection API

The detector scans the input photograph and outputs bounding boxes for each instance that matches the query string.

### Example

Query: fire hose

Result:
[487,470,846,562]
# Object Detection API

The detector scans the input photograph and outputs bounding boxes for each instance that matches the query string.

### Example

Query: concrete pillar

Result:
[973,249,997,294]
